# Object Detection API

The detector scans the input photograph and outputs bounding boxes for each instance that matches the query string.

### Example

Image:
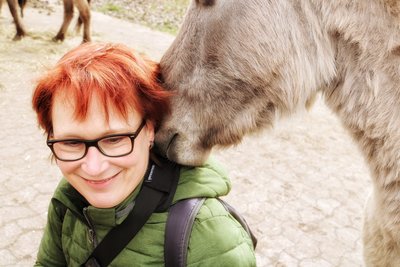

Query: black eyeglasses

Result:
[47,120,146,162]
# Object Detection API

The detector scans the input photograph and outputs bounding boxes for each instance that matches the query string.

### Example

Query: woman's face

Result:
[51,93,154,208]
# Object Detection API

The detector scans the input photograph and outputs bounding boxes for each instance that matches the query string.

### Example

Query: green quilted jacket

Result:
[34,158,256,266]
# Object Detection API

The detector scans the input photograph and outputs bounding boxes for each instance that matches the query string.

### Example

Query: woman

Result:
[32,42,256,266]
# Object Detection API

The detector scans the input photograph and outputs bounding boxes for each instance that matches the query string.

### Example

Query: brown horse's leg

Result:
[74,0,90,33]
[6,0,26,40]
[53,0,74,42]
[75,15,83,34]
[18,0,27,17]
[74,0,90,35]
[74,0,91,42]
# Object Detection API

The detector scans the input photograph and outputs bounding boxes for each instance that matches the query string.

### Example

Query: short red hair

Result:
[32,42,171,134]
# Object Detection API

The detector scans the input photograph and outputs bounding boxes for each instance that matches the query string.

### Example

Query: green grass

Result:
[93,0,190,35]
[98,3,123,13]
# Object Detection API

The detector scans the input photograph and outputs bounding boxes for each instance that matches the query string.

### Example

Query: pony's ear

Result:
[196,0,215,7]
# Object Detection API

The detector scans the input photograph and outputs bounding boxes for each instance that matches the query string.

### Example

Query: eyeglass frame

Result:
[46,120,146,162]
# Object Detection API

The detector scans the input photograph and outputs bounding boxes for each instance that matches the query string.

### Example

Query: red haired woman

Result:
[32,42,256,266]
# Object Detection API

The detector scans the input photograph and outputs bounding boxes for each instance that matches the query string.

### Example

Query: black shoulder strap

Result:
[164,198,205,267]
[164,198,257,267]
[84,157,180,267]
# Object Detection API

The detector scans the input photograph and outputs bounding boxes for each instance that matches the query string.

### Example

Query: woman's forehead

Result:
[51,92,142,136]
[53,89,138,118]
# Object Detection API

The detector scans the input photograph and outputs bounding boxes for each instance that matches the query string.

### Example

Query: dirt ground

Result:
[0,3,371,266]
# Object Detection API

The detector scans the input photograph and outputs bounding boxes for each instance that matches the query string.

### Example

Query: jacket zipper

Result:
[83,207,98,248]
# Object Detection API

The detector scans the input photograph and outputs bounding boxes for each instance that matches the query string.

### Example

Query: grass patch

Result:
[98,3,122,13]
[92,0,190,35]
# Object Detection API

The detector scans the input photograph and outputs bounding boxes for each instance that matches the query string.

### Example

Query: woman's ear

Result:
[145,120,155,143]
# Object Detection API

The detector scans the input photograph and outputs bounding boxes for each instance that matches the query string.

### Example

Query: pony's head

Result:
[156,0,336,165]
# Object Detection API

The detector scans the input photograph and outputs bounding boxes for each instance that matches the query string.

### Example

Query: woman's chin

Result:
[86,194,120,209]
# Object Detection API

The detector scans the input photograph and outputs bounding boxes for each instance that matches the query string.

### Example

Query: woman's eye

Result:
[103,136,125,144]
[60,140,82,147]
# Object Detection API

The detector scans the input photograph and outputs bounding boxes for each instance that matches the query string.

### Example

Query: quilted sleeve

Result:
[34,199,67,267]
[187,198,256,267]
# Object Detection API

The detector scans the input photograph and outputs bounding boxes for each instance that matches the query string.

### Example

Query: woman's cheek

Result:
[56,161,79,176]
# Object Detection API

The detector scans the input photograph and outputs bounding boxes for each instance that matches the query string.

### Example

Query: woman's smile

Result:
[81,172,120,186]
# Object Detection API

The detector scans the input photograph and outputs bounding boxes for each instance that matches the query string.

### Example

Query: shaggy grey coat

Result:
[155,0,400,266]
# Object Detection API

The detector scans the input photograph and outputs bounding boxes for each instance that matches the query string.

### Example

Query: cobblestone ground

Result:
[0,4,370,266]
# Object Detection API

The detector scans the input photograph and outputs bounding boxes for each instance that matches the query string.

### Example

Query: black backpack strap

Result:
[164,198,205,267]
[217,198,258,248]
[164,198,257,267]
[84,156,180,267]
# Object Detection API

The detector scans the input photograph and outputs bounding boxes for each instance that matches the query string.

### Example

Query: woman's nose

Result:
[81,147,107,176]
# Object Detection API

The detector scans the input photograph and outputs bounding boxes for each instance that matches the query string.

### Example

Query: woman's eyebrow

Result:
[51,128,135,140]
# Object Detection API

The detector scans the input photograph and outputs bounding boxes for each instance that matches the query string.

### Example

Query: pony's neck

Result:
[323,31,400,191]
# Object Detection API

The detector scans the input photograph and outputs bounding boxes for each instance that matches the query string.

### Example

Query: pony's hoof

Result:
[12,34,24,41]
[52,35,65,42]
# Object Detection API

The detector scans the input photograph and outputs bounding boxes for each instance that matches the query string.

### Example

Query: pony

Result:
[1,0,25,40]
[1,0,91,42]
[0,0,27,17]
[155,0,400,266]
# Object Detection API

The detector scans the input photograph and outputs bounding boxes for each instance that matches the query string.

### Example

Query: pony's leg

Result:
[6,0,26,40]
[74,0,91,42]
[53,0,73,42]
[74,14,82,34]
[363,194,400,266]
[18,0,26,17]
[74,0,90,36]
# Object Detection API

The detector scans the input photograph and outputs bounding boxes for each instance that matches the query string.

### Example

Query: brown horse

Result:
[155,0,400,266]
[1,0,25,40]
[2,0,91,42]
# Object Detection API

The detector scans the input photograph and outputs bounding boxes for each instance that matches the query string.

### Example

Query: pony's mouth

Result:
[165,133,179,160]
